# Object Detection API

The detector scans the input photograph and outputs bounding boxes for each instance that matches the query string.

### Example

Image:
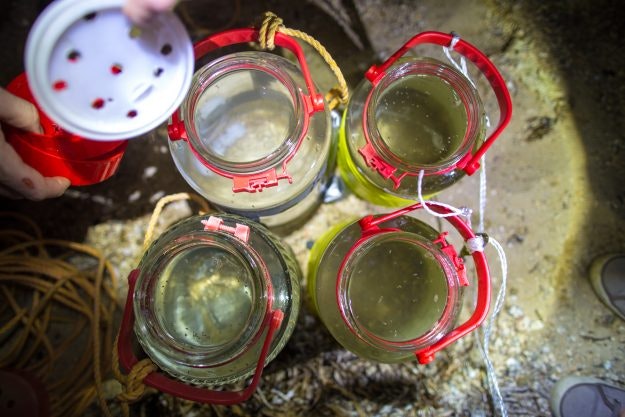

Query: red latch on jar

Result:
[201,216,250,242]
[432,232,469,286]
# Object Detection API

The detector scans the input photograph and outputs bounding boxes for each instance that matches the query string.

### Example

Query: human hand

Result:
[123,0,178,25]
[0,88,70,200]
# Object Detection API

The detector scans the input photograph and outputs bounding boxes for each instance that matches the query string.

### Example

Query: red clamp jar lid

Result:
[168,28,326,194]
[337,31,512,206]
[308,202,490,364]
[361,31,512,181]
[117,214,300,404]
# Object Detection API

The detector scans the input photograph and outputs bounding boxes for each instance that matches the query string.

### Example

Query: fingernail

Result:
[58,177,71,187]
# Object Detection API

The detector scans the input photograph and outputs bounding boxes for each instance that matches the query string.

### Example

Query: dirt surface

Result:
[1,1,624,416]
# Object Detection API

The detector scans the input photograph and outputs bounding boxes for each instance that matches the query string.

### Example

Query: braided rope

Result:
[142,192,211,253]
[259,12,349,109]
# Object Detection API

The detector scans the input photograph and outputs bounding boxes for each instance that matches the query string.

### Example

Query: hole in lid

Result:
[67,50,81,62]
[129,26,142,39]
[154,67,164,77]
[53,80,67,91]
[111,64,123,75]
[83,12,97,20]
[108,98,113,102]
[160,44,173,55]
[127,110,138,118]
[91,98,105,109]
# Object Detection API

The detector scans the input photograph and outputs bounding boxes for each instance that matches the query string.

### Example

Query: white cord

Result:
[443,33,477,90]
[417,170,472,223]
[475,237,508,417]
[479,156,487,234]
[475,154,508,417]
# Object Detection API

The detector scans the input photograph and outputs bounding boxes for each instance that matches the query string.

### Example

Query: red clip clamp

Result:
[201,216,250,242]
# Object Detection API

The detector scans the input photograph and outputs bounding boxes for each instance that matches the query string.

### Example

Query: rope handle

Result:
[260,11,349,110]
[142,192,211,253]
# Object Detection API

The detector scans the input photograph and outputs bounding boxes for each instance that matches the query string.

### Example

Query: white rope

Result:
[475,237,508,417]
[417,170,472,224]
[443,32,477,89]
[466,235,486,253]
[475,155,508,417]
[440,34,508,416]
[479,156,487,233]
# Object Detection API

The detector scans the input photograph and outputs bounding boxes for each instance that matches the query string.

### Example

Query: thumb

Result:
[41,176,72,198]
[0,87,42,134]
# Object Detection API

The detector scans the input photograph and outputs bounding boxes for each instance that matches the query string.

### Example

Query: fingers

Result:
[0,87,42,134]
[0,131,70,200]
[123,0,178,25]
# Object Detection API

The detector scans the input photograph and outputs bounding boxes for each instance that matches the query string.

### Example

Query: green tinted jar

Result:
[308,215,462,363]
[133,214,300,385]
[338,57,486,207]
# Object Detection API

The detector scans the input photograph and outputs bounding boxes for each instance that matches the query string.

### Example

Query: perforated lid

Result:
[25,0,194,141]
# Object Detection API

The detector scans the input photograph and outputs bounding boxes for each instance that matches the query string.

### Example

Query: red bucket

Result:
[4,73,128,186]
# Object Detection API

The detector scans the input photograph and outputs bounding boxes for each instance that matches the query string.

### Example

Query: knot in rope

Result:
[116,359,158,403]
[466,233,487,253]
[259,12,283,50]
[257,11,349,109]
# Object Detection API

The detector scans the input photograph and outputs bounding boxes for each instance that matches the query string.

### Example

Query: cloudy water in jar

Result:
[347,239,449,342]
[374,74,468,165]
[154,245,254,349]
[193,69,297,163]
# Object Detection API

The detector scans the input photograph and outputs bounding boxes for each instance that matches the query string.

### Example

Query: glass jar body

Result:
[308,215,461,363]
[133,214,301,386]
[169,52,333,228]
[338,58,485,207]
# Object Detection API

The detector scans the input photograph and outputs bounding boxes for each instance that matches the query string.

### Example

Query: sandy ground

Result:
[1,0,624,416]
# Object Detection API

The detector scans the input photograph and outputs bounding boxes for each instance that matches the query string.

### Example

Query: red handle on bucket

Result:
[168,28,325,193]
[336,202,491,364]
[364,31,512,177]
[117,269,284,404]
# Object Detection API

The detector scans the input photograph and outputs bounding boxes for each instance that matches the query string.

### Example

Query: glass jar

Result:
[117,213,300,403]
[307,203,491,364]
[338,31,512,207]
[168,29,332,229]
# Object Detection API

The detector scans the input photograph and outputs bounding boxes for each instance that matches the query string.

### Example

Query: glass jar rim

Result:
[182,52,306,175]
[364,59,484,175]
[336,231,460,352]
[134,228,273,369]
